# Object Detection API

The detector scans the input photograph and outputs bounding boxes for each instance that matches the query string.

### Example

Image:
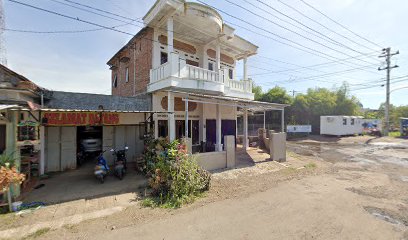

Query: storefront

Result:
[39,109,160,173]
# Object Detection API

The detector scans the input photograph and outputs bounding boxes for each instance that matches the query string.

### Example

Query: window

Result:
[18,125,37,141]
[229,69,233,80]
[343,118,347,125]
[161,52,168,65]
[351,118,355,125]
[125,67,129,83]
[208,62,214,71]
[113,74,118,88]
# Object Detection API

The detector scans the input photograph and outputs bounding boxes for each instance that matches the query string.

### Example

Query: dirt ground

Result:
[2,135,408,239]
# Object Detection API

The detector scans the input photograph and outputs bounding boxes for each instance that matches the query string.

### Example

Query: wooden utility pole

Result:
[378,47,399,136]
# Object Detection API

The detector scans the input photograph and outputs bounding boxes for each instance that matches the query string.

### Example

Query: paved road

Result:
[96,174,401,240]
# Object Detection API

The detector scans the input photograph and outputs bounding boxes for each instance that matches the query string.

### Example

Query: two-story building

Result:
[107,0,287,153]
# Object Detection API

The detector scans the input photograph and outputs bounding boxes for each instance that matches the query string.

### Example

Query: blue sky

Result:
[3,0,408,109]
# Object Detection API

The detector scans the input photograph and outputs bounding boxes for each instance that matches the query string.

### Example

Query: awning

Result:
[171,91,289,112]
[0,104,21,111]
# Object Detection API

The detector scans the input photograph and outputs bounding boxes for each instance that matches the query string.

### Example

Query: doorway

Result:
[0,125,5,154]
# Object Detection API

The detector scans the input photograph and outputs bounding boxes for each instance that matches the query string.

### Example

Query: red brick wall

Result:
[110,27,153,96]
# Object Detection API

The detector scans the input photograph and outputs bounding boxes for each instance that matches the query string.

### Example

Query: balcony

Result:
[148,53,254,100]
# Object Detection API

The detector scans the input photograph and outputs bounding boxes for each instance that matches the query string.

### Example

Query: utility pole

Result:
[290,90,297,98]
[378,47,399,136]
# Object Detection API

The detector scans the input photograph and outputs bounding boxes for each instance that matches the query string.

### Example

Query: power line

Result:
[218,0,376,66]
[226,0,373,59]
[1,21,134,34]
[249,0,379,56]
[272,0,379,52]
[197,0,381,75]
[299,0,382,49]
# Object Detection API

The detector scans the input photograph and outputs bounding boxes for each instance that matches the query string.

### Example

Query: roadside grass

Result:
[141,193,205,209]
[22,227,50,239]
[389,131,401,137]
[304,163,317,169]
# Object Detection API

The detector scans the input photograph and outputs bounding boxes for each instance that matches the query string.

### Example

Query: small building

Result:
[401,118,408,136]
[320,116,364,136]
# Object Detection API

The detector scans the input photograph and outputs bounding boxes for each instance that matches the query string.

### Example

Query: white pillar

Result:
[216,104,222,151]
[152,28,161,68]
[243,56,248,80]
[281,109,285,133]
[168,92,175,141]
[200,103,206,143]
[243,109,249,150]
[154,114,159,139]
[185,95,189,138]
[39,126,45,175]
[216,41,221,73]
[167,17,174,55]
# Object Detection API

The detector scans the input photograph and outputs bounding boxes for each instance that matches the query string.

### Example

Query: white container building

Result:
[320,116,364,136]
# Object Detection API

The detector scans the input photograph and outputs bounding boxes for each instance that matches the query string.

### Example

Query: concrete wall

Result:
[195,151,227,171]
[193,135,235,171]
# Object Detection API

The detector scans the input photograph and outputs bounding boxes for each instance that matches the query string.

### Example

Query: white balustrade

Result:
[149,52,253,95]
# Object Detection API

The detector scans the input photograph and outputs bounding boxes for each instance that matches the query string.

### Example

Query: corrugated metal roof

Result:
[38,108,169,114]
[170,91,288,111]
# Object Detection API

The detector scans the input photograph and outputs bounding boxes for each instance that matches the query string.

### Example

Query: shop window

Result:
[343,118,347,125]
[158,120,168,138]
[125,67,129,83]
[161,52,168,65]
[113,74,118,88]
[229,69,233,80]
[351,118,355,125]
[208,62,214,71]
[18,125,37,141]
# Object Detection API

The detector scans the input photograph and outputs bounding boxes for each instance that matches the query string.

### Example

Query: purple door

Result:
[206,120,216,152]
[222,120,236,145]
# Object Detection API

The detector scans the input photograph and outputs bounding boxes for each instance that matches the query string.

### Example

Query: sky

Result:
[2,0,408,109]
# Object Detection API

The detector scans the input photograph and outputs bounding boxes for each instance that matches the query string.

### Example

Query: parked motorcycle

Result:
[111,146,128,180]
[94,151,109,183]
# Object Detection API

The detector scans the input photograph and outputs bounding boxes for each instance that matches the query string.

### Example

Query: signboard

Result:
[287,125,312,133]
[42,112,120,126]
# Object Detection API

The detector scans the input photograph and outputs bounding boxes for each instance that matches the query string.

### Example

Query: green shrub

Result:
[0,152,16,168]
[143,138,211,208]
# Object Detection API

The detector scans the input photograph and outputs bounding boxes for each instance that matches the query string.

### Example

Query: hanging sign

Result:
[41,112,120,126]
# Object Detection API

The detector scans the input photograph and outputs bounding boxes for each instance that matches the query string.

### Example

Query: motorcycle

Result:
[111,146,128,180]
[94,151,109,183]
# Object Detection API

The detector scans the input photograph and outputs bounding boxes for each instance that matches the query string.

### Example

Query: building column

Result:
[216,41,221,74]
[154,114,159,139]
[185,95,189,138]
[39,126,45,175]
[243,56,248,80]
[168,92,175,141]
[167,17,174,56]
[152,28,161,68]
[216,104,222,151]
[281,109,285,133]
[243,108,249,150]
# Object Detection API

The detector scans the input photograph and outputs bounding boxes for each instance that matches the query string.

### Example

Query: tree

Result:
[260,86,292,104]
[252,84,263,101]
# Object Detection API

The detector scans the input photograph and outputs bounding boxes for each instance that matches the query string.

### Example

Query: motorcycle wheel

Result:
[118,170,123,180]
[98,175,104,184]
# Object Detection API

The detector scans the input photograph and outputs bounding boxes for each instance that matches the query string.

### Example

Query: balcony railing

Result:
[149,52,253,95]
